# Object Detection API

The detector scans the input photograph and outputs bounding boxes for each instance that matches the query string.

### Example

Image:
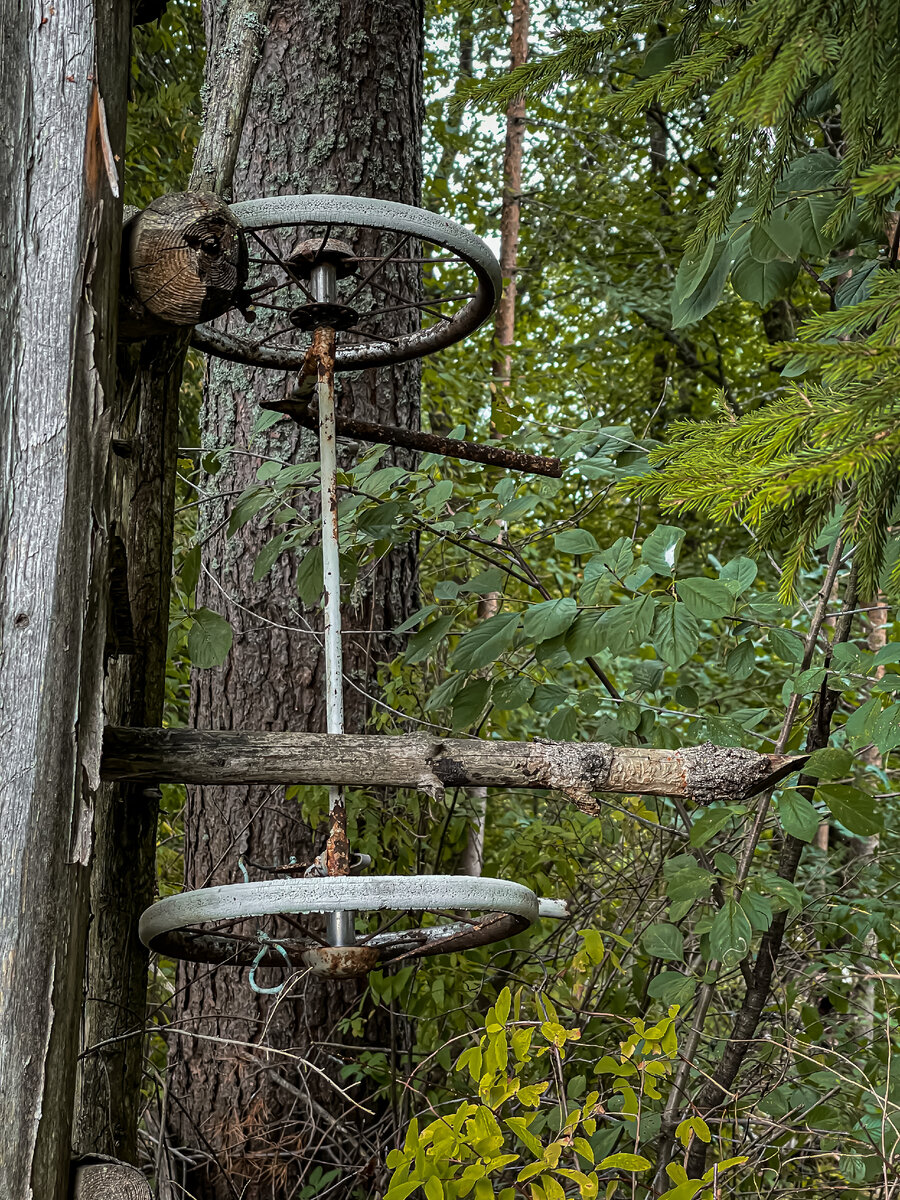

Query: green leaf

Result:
[493,675,535,710]
[522,597,578,643]
[819,784,883,837]
[748,214,802,262]
[690,806,742,847]
[459,568,505,595]
[803,748,853,780]
[648,971,697,1006]
[555,529,600,555]
[740,889,774,932]
[406,616,454,665]
[227,486,270,537]
[597,1153,651,1172]
[709,899,753,968]
[641,923,684,962]
[546,705,578,740]
[835,259,879,307]
[776,789,821,842]
[253,532,287,582]
[599,594,656,654]
[394,604,438,634]
[781,191,840,258]
[296,546,323,606]
[653,603,700,668]
[451,612,520,671]
[665,865,714,904]
[187,607,234,669]
[641,525,686,576]
[671,237,736,328]
[424,1177,444,1200]
[253,407,284,434]
[731,245,799,306]
[769,627,805,664]
[566,610,609,661]
[180,544,201,598]
[425,673,465,712]
[725,640,755,680]
[641,35,677,77]
[719,556,758,595]
[677,577,734,619]
[451,679,491,730]
[845,697,881,747]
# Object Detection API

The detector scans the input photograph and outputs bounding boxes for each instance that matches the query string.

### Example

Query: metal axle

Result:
[311,260,355,948]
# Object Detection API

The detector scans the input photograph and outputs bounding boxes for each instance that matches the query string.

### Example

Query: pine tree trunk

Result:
[0,2,131,1195]
[166,3,423,1196]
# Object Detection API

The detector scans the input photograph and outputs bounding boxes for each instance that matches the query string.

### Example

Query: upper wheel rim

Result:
[190,194,502,372]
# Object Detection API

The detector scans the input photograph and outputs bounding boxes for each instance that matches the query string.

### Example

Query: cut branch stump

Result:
[119,192,247,338]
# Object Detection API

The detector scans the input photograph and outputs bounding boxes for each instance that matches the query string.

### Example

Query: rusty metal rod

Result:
[308,261,354,946]
[262,394,563,478]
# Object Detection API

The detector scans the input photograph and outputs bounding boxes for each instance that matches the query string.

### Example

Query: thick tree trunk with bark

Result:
[167,3,423,1196]
[0,2,131,1195]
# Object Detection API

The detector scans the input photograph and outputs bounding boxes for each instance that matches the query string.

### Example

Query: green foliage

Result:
[148,3,900,1197]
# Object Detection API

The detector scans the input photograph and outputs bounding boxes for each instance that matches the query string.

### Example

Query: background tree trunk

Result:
[167,3,424,1196]
[0,2,131,1195]
[461,0,530,877]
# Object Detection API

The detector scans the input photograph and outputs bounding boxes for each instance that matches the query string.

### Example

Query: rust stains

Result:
[325,797,351,877]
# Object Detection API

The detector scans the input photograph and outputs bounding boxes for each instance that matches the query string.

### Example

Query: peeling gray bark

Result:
[74,2,271,1165]
[102,728,805,807]
[0,2,131,1196]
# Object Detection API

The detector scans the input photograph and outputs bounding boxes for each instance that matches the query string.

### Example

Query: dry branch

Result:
[101,728,806,809]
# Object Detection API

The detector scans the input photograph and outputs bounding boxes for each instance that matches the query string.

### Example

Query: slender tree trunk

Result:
[167,3,423,1196]
[492,0,529,397]
[461,0,529,876]
[0,3,131,1195]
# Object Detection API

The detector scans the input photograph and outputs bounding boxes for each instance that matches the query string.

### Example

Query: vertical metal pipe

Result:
[311,259,354,946]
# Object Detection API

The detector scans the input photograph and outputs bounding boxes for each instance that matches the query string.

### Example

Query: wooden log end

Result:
[119,192,247,339]
[72,1156,152,1199]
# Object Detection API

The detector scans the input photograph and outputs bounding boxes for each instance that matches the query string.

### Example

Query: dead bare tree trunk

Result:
[461,0,530,877]
[166,3,423,1196]
[74,2,270,1164]
[0,3,131,1195]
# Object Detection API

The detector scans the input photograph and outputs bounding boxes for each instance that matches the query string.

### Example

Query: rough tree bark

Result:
[166,3,424,1196]
[0,2,131,1196]
[74,4,270,1164]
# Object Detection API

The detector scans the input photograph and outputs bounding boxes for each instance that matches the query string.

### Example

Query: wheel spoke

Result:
[252,321,301,349]
[248,229,317,303]
[352,255,462,265]
[251,300,296,313]
[354,292,476,323]
[344,232,413,304]
[339,326,401,345]
[365,275,447,322]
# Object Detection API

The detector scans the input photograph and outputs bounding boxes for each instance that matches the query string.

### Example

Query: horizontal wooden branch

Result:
[101,728,807,810]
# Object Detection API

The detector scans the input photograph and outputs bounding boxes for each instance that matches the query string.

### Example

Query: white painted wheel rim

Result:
[191,194,502,371]
[139,875,565,968]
